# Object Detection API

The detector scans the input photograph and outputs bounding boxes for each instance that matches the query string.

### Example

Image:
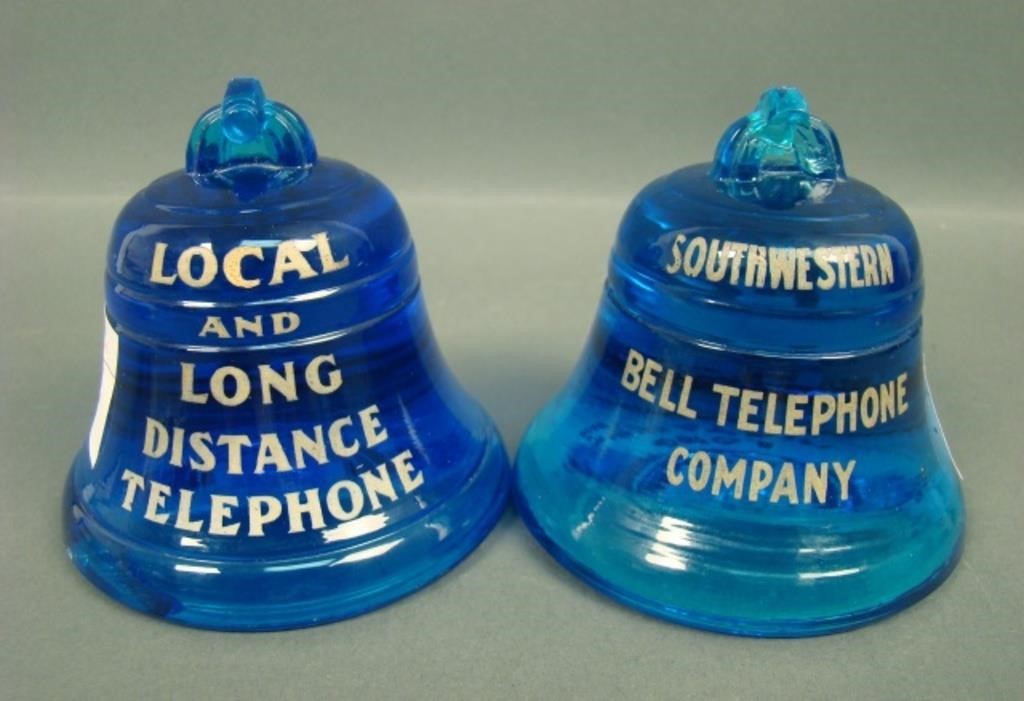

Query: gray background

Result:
[1,1,1022,699]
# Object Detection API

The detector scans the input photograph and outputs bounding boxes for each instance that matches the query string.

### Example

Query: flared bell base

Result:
[64,433,509,631]
[515,423,963,637]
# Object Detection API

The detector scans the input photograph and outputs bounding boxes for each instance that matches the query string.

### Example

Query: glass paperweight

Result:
[514,86,964,637]
[64,77,510,631]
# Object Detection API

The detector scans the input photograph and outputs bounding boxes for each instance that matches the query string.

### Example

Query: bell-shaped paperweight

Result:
[64,78,510,630]
[515,87,964,636]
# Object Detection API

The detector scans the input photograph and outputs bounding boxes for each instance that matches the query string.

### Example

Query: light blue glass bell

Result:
[514,87,964,636]
[64,78,510,630]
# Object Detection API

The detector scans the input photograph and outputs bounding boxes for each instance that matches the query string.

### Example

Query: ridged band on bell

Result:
[64,78,510,631]
[514,87,964,637]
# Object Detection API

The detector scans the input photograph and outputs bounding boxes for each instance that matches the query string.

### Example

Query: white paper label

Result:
[87,315,119,467]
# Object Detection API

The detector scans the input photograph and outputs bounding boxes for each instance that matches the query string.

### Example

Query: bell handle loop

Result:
[220,77,268,145]
[185,77,318,198]
[711,86,845,208]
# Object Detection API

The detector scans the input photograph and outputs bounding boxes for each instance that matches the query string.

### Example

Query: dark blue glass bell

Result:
[64,78,510,630]
[514,87,964,636]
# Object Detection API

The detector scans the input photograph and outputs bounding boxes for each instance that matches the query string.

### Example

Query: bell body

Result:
[515,91,964,636]
[64,81,509,630]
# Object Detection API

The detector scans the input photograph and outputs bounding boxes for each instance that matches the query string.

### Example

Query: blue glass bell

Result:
[514,87,964,637]
[64,78,510,630]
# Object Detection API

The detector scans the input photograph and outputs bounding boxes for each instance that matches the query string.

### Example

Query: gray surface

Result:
[2,2,1023,699]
